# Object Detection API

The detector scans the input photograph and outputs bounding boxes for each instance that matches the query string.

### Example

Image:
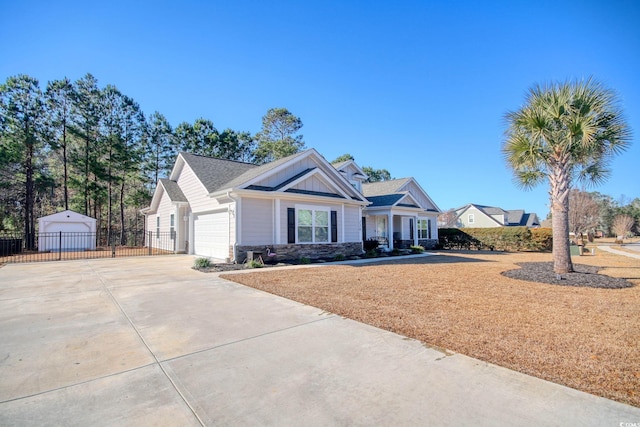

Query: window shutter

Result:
[409,219,414,240]
[287,208,295,243]
[331,211,338,242]
[362,217,366,241]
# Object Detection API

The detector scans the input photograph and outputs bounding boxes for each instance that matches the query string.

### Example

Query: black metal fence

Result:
[0,231,175,264]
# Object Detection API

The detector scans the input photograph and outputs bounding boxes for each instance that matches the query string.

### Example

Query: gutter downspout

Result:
[227,191,239,263]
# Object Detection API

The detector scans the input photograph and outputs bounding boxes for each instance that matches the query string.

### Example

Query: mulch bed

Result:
[502,262,634,289]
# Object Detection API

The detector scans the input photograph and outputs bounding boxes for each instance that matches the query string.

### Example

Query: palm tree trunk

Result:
[550,162,574,274]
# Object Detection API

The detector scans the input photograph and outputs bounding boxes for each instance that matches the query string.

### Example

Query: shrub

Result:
[365,249,378,258]
[390,248,401,256]
[363,238,379,251]
[438,227,540,252]
[410,245,425,253]
[334,253,345,261]
[529,228,553,251]
[193,257,212,269]
[299,256,311,264]
[247,259,263,268]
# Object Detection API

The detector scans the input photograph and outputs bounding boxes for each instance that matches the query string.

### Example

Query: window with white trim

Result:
[418,219,431,239]
[170,214,175,240]
[156,216,160,239]
[297,207,330,243]
[468,214,475,224]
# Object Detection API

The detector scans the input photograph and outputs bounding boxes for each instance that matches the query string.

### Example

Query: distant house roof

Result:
[455,203,540,227]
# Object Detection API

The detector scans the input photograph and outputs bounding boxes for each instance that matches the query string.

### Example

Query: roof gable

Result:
[175,152,257,194]
[363,178,440,212]
[221,149,368,202]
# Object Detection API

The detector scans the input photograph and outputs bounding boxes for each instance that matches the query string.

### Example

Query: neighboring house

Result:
[142,149,440,261]
[453,204,540,228]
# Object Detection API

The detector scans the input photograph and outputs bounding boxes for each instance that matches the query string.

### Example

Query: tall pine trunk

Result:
[24,120,36,250]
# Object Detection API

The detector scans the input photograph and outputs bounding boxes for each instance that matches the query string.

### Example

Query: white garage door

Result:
[193,211,229,259]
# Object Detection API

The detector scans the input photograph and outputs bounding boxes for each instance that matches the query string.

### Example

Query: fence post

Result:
[58,231,62,261]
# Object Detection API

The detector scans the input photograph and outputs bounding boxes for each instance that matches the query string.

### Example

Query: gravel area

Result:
[221,250,640,407]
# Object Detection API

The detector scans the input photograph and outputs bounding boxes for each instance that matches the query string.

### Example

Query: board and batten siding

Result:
[290,175,334,194]
[402,180,437,211]
[252,157,316,188]
[240,198,274,245]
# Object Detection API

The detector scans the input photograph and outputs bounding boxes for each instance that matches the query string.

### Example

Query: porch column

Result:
[388,213,393,249]
[414,215,419,247]
[274,198,281,244]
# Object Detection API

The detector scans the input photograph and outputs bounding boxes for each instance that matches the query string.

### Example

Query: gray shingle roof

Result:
[361,178,410,197]
[366,194,405,207]
[159,179,187,203]
[220,150,309,190]
[180,152,257,194]
[180,150,319,194]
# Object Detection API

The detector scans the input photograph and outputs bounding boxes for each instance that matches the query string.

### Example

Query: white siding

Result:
[149,188,177,251]
[241,198,274,245]
[176,163,216,213]
[278,199,361,244]
[343,205,361,242]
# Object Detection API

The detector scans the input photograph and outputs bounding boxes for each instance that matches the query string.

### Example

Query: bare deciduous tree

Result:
[568,190,600,244]
[438,209,459,228]
[612,215,635,243]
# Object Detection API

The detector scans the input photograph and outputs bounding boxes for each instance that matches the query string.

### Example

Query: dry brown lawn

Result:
[222,250,640,407]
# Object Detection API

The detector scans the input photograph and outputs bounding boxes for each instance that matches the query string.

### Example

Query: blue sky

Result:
[2,0,639,218]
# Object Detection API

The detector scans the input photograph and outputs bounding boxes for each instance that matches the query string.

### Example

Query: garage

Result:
[38,210,97,252]
[193,211,229,259]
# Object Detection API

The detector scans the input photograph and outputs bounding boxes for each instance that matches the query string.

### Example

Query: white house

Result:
[142,149,440,261]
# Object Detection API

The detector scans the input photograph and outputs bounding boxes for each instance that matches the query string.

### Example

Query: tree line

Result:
[0,73,394,248]
[0,74,309,247]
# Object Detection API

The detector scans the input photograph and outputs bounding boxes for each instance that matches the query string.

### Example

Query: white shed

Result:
[37,210,97,252]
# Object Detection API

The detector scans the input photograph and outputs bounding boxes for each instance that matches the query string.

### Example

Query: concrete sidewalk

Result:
[598,244,640,260]
[1,256,638,426]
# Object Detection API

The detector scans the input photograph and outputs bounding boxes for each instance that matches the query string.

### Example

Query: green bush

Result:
[334,253,345,261]
[365,249,378,258]
[410,245,425,253]
[391,248,401,256]
[438,227,540,252]
[193,257,212,269]
[299,256,311,264]
[247,259,263,268]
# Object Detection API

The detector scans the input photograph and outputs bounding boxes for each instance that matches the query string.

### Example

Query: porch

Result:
[364,213,437,251]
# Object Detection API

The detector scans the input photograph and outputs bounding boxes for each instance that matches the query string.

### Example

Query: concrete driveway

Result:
[1,256,638,426]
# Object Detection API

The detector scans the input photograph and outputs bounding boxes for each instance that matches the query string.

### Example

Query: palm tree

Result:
[503,78,631,274]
